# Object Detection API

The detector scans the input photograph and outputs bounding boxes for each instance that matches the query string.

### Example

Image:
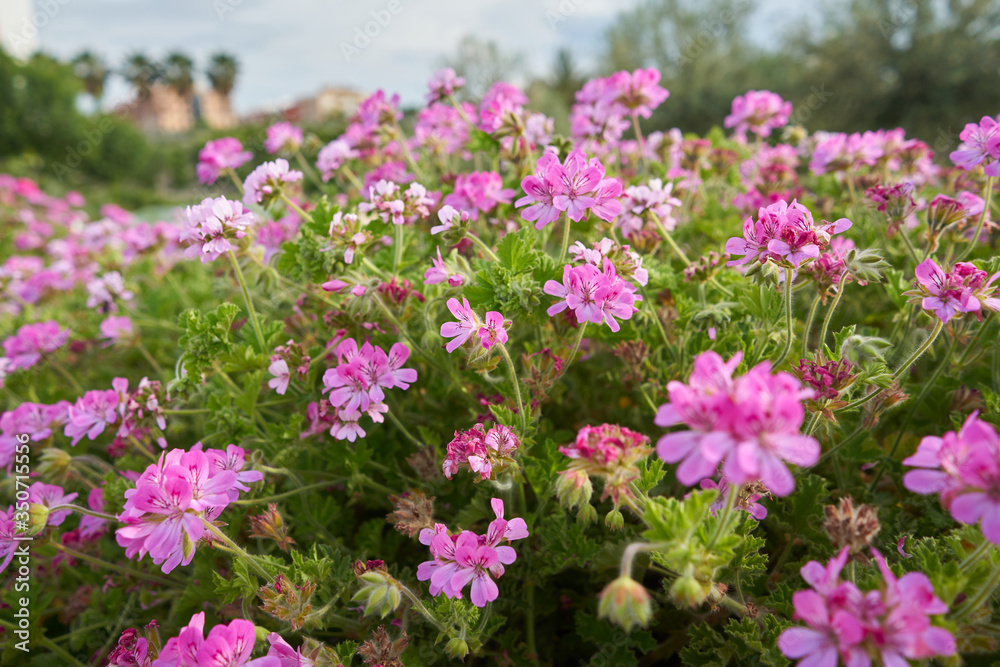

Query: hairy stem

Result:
[227,250,267,353]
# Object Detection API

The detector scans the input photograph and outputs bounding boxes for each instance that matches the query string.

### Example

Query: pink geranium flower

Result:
[440,297,481,353]
[478,311,509,349]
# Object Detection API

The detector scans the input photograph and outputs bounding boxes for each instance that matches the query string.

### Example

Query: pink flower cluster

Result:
[516,149,622,229]
[320,338,417,441]
[426,67,465,103]
[414,101,474,157]
[182,196,255,262]
[316,138,360,181]
[358,180,436,225]
[724,90,793,140]
[197,138,253,185]
[866,182,918,233]
[569,237,649,288]
[655,350,819,496]
[544,258,641,333]
[424,247,466,287]
[0,400,70,466]
[62,377,167,448]
[443,171,514,218]
[904,258,1000,324]
[558,423,651,506]
[149,612,280,667]
[264,122,303,154]
[116,444,262,573]
[267,339,310,395]
[778,547,955,667]
[618,178,683,238]
[442,422,519,480]
[903,412,1000,544]
[417,498,528,607]
[725,199,852,268]
[809,131,885,175]
[570,69,669,146]
[1,320,70,371]
[242,159,303,208]
[949,115,1000,176]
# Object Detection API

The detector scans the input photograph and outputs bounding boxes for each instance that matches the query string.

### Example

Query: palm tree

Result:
[163,52,195,101]
[121,53,161,100]
[206,52,239,98]
[71,51,109,105]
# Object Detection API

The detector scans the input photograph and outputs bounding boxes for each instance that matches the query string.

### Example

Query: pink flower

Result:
[2,320,70,371]
[516,152,562,229]
[905,258,1000,323]
[316,139,360,181]
[100,315,134,344]
[426,67,466,103]
[65,388,120,446]
[182,196,255,263]
[243,159,303,208]
[698,477,767,520]
[359,180,436,225]
[197,138,252,185]
[0,508,24,574]
[266,633,315,667]
[424,247,465,286]
[478,311,509,349]
[949,116,1000,176]
[267,359,290,395]
[544,261,641,332]
[26,482,78,526]
[443,423,520,481]
[264,122,303,154]
[444,171,514,218]
[432,204,470,235]
[655,351,819,496]
[725,199,851,268]
[440,297,481,353]
[724,90,793,140]
[153,614,279,667]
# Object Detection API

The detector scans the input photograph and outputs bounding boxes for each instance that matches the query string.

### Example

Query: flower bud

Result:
[597,576,653,632]
[444,637,469,659]
[576,503,598,527]
[605,508,625,532]
[25,503,50,536]
[352,570,403,618]
[670,574,710,608]
[555,467,593,509]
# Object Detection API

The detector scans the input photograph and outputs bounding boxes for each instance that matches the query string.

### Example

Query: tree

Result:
[163,52,195,100]
[121,53,161,100]
[440,35,524,101]
[71,50,109,105]
[206,52,239,98]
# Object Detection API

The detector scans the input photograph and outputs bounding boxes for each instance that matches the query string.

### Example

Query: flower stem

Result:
[295,149,326,191]
[393,223,405,273]
[817,283,846,352]
[801,294,821,358]
[227,250,267,353]
[0,619,89,667]
[631,111,647,171]
[399,582,449,633]
[960,540,995,574]
[953,559,1000,623]
[898,227,920,264]
[201,518,273,582]
[956,175,993,263]
[233,480,341,506]
[562,322,589,376]
[558,214,573,264]
[385,407,427,449]
[498,343,528,433]
[50,542,182,588]
[135,341,163,376]
[467,231,499,262]
[225,168,244,192]
[279,192,312,222]
[341,165,364,191]
[837,319,945,413]
[707,487,738,551]
[49,358,84,394]
[774,268,795,367]
[652,213,692,265]
[47,504,118,522]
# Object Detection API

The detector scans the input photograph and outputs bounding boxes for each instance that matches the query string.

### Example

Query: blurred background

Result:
[1,0,998,211]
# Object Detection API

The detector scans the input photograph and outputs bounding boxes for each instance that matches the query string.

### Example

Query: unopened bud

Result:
[605,508,625,532]
[352,570,403,618]
[555,467,593,509]
[26,503,50,535]
[444,637,469,659]
[597,576,653,632]
[670,574,710,608]
[576,503,598,527]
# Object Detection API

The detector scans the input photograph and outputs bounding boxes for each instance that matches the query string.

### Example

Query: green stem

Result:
[385,408,426,449]
[525,581,538,664]
[817,283,846,353]
[201,518,273,581]
[227,251,267,353]
[497,343,528,433]
[707,488,738,551]
[652,213,692,266]
[234,480,340,505]
[558,213,573,264]
[135,341,163,375]
[295,150,326,191]
[801,294,821,358]
[837,319,945,413]
[631,111,647,171]
[47,504,118,522]
[898,227,920,264]
[50,542,181,588]
[162,408,212,415]
[225,168,244,192]
[953,559,1000,622]
[399,582,449,633]
[49,358,84,394]
[467,231,499,262]
[561,322,589,376]
[279,193,312,222]
[960,540,995,574]
[774,267,795,367]
[393,223,405,273]
[341,165,364,191]
[956,175,993,263]
[815,425,864,465]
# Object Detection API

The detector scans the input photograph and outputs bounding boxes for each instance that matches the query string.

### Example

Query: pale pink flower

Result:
[478,311,509,349]
[440,297,481,353]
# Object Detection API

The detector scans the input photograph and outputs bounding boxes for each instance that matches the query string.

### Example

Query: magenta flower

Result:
[26,482,78,526]
[724,90,793,140]
[905,258,1000,323]
[0,508,24,574]
[316,139,360,181]
[949,116,1000,176]
[2,320,70,371]
[544,261,641,332]
[655,351,819,496]
[243,159,303,208]
[424,247,465,287]
[516,152,562,229]
[197,138,252,185]
[426,67,466,103]
[100,315,134,345]
[182,196,255,262]
[726,199,851,268]
[444,171,514,218]
[478,311,509,349]
[65,388,120,446]
[452,538,503,607]
[779,547,955,667]
[440,297,481,353]
[264,122,303,154]
[443,423,520,481]
[153,613,279,667]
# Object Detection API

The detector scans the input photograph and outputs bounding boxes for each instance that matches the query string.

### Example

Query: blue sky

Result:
[28,0,813,113]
